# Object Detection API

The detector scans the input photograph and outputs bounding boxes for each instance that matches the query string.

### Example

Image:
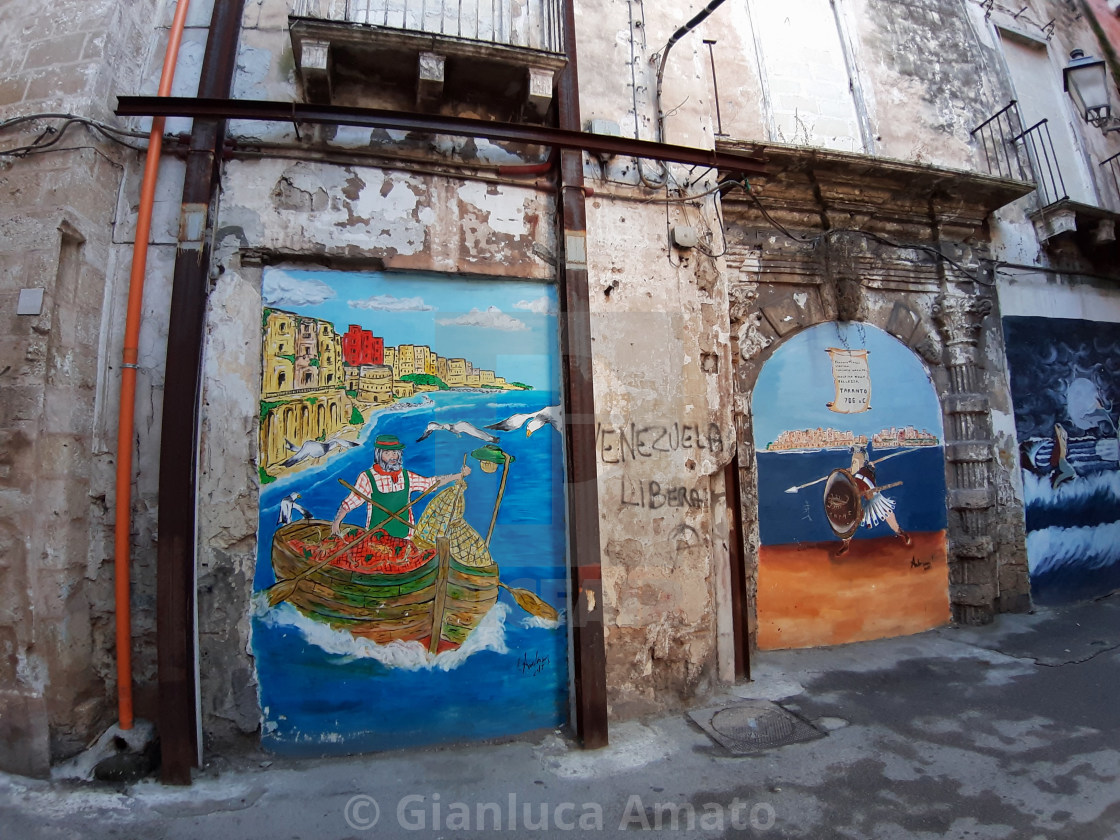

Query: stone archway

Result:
[716,144,1033,643]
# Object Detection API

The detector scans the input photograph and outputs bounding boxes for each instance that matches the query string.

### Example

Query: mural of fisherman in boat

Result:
[330,433,467,539]
[753,322,949,649]
[253,267,568,754]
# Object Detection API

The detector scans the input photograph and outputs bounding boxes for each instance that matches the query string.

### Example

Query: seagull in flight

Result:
[415,421,498,443]
[486,405,563,436]
[280,435,359,467]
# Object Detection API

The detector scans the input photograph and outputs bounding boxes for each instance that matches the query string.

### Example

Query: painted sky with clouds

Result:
[262,268,560,390]
[752,322,944,447]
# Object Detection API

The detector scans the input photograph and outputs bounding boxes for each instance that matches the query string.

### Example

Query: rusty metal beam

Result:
[114,96,768,174]
[156,0,246,786]
[556,0,608,751]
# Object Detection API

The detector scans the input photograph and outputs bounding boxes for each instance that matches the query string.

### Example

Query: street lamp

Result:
[1063,49,1117,131]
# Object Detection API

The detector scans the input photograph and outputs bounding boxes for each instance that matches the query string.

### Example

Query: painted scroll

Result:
[826,348,872,413]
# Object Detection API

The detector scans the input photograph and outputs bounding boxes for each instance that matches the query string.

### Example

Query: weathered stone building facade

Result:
[2,0,1119,779]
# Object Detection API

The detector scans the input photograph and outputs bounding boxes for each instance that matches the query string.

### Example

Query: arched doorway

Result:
[751,322,950,649]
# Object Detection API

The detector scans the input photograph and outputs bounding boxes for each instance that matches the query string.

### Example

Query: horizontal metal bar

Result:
[1101,150,1120,167]
[115,96,768,174]
[970,100,1017,136]
[1010,117,1048,144]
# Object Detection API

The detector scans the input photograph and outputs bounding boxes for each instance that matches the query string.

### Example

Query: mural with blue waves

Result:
[1003,316,1120,605]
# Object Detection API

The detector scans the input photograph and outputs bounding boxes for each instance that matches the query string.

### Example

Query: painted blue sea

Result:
[757,447,948,546]
[1023,469,1120,606]
[253,388,569,755]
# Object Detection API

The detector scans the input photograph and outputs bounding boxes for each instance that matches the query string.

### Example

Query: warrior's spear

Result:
[783,446,924,494]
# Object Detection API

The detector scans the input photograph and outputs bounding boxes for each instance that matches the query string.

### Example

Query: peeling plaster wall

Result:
[585,198,736,718]
[218,160,555,277]
[569,0,750,717]
[851,0,1013,169]
[197,263,265,746]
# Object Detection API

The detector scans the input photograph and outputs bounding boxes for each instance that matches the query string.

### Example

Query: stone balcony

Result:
[289,0,566,119]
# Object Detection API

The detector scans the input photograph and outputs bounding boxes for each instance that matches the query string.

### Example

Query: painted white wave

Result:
[522,609,565,630]
[1026,521,1120,576]
[253,593,509,671]
[1022,468,1120,508]
[382,394,435,413]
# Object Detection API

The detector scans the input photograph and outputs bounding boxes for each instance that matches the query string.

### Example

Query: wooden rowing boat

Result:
[271,519,500,653]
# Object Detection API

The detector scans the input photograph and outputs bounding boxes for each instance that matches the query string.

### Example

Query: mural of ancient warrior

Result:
[331,434,469,538]
[835,445,911,556]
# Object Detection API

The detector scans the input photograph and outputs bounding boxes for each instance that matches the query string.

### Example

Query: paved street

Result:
[3,594,1119,839]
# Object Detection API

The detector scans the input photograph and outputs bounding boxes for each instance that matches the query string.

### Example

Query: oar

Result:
[485,451,512,546]
[265,482,441,607]
[498,582,559,621]
[784,447,923,493]
[338,478,444,534]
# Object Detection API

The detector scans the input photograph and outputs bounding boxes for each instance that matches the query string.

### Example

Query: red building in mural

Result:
[342,325,384,367]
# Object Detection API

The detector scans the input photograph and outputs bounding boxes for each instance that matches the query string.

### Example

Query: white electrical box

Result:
[671,226,698,249]
[588,118,621,137]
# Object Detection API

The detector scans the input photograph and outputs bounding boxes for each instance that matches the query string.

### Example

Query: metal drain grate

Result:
[689,700,824,755]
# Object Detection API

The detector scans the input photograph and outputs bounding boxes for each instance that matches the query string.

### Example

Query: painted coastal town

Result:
[259,308,530,480]
[766,425,939,452]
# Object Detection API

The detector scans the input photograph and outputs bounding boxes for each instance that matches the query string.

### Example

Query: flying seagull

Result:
[486,405,563,436]
[416,420,498,443]
[280,435,360,468]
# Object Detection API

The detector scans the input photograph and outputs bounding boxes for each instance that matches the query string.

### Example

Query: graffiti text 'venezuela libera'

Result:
[596,422,725,463]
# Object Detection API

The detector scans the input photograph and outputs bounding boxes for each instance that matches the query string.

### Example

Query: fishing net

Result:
[412,480,494,567]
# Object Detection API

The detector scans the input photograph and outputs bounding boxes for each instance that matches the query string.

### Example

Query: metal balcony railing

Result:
[291,0,564,54]
[971,100,1068,208]
[971,101,1031,181]
[1012,119,1068,208]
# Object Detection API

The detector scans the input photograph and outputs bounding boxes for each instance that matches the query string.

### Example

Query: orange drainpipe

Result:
[114,0,192,731]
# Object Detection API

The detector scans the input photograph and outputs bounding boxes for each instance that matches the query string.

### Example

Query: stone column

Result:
[933,289,998,625]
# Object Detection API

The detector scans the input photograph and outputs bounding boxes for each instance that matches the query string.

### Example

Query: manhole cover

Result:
[689,700,824,755]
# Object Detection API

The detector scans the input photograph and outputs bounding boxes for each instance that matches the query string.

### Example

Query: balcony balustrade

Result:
[290,0,565,114]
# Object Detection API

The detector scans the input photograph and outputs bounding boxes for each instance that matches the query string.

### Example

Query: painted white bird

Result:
[486,404,563,436]
[277,492,312,525]
[415,420,498,443]
[280,435,359,467]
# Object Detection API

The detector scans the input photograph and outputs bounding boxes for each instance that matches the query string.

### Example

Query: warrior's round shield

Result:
[823,469,863,539]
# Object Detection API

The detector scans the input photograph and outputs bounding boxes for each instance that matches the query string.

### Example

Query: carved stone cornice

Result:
[717,141,1034,240]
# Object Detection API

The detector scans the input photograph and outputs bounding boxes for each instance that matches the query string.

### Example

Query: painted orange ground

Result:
[757,531,949,650]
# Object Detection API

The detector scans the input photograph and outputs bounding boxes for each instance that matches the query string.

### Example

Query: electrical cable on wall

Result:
[0,113,152,156]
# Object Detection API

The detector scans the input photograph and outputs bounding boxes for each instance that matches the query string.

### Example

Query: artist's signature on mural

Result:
[517,651,550,676]
[910,557,932,571]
